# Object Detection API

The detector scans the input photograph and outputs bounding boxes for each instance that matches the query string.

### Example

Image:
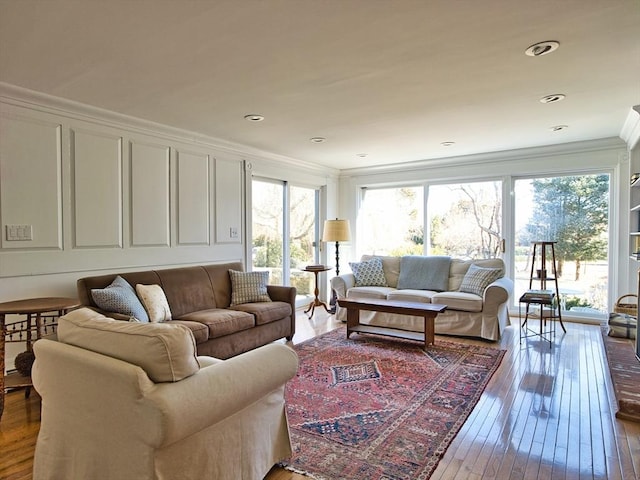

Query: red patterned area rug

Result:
[280,328,505,480]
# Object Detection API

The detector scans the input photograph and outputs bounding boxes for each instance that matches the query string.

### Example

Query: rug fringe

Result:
[281,463,329,480]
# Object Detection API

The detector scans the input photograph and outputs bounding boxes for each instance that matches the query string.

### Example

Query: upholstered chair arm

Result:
[482,277,514,316]
[147,343,299,446]
[330,273,356,299]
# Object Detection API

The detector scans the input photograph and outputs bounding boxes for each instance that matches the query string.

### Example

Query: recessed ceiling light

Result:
[356,153,368,158]
[539,94,566,104]
[310,137,326,143]
[244,114,264,122]
[525,41,560,57]
[550,125,568,132]
[441,141,455,147]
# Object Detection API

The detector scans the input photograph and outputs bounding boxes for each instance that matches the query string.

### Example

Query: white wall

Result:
[0,84,337,369]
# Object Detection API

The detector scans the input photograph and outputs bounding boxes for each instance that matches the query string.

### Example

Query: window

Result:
[252,178,320,307]
[357,186,424,256]
[514,174,610,315]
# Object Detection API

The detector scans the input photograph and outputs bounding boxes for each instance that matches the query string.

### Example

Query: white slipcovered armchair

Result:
[32,308,298,480]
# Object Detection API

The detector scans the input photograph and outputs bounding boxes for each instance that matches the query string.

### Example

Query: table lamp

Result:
[322,218,351,276]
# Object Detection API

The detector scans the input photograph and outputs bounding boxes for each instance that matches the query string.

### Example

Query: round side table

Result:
[303,266,332,318]
[0,297,80,420]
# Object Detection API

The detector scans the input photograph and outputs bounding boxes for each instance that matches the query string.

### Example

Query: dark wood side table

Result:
[0,297,80,420]
[303,266,332,317]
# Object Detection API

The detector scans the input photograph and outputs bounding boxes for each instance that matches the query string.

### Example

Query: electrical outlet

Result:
[229,227,238,239]
[6,224,33,241]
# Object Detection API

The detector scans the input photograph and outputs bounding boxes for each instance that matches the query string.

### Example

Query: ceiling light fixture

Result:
[539,94,566,104]
[244,114,264,122]
[525,40,560,57]
[550,125,568,132]
[441,141,455,147]
[356,153,368,158]
[310,137,326,143]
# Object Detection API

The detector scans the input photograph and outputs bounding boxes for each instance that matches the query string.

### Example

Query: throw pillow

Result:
[349,257,387,287]
[229,270,272,306]
[397,256,451,291]
[459,264,503,296]
[91,276,150,322]
[136,284,172,322]
[608,312,637,339]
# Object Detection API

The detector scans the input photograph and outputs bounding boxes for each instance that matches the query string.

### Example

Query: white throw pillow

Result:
[135,284,172,322]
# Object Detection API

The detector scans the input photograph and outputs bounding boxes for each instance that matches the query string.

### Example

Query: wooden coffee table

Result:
[338,298,447,349]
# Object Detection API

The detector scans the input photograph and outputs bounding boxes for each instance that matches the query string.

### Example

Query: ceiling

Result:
[1,0,639,170]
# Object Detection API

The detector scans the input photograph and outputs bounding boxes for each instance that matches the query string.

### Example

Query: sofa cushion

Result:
[91,276,150,322]
[386,289,435,303]
[397,256,451,291]
[166,320,210,344]
[155,266,218,317]
[459,264,503,296]
[136,284,173,322]
[176,308,255,339]
[349,257,387,286]
[229,270,272,306]
[432,291,483,312]
[231,301,292,326]
[57,308,199,383]
[346,286,395,301]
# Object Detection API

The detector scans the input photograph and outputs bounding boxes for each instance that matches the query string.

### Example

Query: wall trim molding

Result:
[0,81,337,178]
[339,137,626,178]
[621,105,640,150]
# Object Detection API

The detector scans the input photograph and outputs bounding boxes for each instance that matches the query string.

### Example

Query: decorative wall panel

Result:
[215,157,243,243]
[177,150,210,245]
[72,129,123,248]
[130,141,170,247]
[0,114,62,249]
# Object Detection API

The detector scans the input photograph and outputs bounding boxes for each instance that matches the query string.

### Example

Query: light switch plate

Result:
[6,224,33,241]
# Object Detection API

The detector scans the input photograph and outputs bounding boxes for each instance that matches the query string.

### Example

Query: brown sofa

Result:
[77,262,296,359]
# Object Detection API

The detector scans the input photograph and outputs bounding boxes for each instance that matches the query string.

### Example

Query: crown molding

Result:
[620,105,640,150]
[339,137,626,177]
[0,82,337,177]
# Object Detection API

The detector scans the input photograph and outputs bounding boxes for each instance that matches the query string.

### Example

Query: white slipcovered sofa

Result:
[32,308,299,480]
[331,255,513,341]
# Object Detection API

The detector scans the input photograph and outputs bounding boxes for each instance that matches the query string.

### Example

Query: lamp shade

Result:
[322,219,351,242]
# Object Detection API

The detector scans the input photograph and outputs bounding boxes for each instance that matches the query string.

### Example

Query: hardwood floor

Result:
[1,311,639,479]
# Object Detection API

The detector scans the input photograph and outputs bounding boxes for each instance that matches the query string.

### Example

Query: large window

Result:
[355,173,610,317]
[251,178,320,307]
[357,186,424,256]
[514,174,610,314]
[427,181,503,259]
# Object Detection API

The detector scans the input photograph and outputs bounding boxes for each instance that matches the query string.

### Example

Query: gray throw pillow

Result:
[397,256,451,291]
[91,275,150,322]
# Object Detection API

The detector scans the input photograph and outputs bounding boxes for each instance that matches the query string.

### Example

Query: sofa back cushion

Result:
[155,266,218,317]
[361,255,401,288]
[57,308,199,383]
[203,262,244,308]
[449,258,505,291]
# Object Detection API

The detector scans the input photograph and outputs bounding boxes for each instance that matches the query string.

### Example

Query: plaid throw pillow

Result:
[349,257,388,287]
[229,270,272,306]
[459,264,503,296]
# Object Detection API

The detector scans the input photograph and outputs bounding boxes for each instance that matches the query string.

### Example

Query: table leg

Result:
[424,314,435,347]
[346,308,359,338]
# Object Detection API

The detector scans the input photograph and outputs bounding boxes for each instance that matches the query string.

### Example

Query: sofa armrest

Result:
[330,273,356,299]
[149,343,299,446]
[267,285,297,339]
[483,277,514,315]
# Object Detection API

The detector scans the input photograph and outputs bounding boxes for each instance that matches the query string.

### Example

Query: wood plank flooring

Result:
[1,311,639,480]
